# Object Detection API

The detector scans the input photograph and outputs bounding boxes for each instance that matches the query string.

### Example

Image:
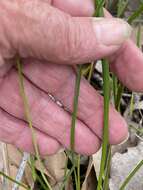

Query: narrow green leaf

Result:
[17,58,52,190]
[119,160,143,190]
[0,171,31,190]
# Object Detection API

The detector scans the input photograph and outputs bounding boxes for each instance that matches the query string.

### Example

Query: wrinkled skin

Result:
[0,0,143,156]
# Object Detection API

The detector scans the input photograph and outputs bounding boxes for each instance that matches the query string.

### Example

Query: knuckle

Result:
[53,16,82,63]
[64,18,82,63]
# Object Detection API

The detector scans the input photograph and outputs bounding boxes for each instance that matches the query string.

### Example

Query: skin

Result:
[0,0,143,156]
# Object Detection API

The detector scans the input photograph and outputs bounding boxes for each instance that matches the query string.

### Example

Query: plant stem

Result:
[119,159,143,190]
[115,83,124,111]
[136,23,142,48]
[77,155,81,190]
[103,146,111,190]
[60,164,75,190]
[112,74,118,105]
[94,2,110,189]
[70,64,82,190]
[17,58,52,190]
[88,61,95,82]
[97,59,110,190]
[0,171,31,190]
[70,65,82,153]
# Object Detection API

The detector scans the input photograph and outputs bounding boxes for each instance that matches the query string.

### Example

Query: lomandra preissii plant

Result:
[0,1,143,190]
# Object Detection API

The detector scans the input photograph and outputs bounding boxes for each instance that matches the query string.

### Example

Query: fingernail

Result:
[92,18,132,46]
[80,0,95,16]
[57,148,65,153]
[118,132,129,145]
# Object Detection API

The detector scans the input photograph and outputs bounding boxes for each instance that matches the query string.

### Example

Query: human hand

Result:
[0,0,142,156]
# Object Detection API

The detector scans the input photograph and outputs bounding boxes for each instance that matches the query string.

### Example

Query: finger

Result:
[109,40,143,92]
[0,0,93,77]
[1,0,131,65]
[103,9,143,92]
[52,0,94,16]
[23,60,128,145]
[0,69,101,155]
[0,108,61,156]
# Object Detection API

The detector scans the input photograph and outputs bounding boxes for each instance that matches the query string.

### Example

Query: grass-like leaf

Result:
[117,0,129,17]
[0,171,31,190]
[127,3,143,24]
[119,159,143,190]
[70,65,82,152]
[88,61,95,82]
[97,59,110,190]
[93,2,111,190]
[17,57,52,190]
[70,64,82,190]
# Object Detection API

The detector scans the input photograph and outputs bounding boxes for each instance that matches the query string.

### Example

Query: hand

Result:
[0,0,142,156]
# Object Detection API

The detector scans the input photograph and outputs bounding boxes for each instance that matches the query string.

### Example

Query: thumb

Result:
[1,0,132,64]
